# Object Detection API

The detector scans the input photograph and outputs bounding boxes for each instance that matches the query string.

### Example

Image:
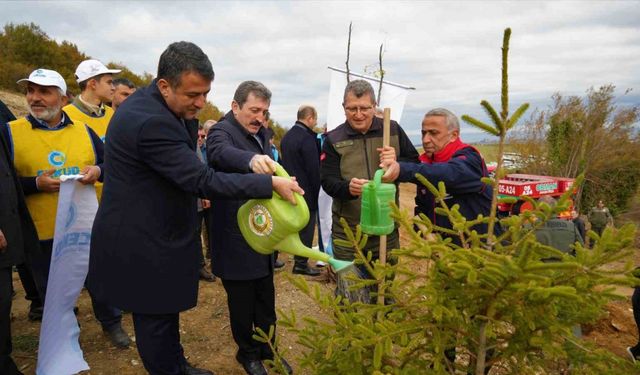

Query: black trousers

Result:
[31,239,122,330]
[132,312,186,375]
[222,275,276,362]
[16,262,41,309]
[633,287,640,346]
[196,211,206,268]
[294,209,317,267]
[1,267,22,375]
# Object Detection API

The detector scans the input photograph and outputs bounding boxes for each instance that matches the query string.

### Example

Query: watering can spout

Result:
[328,258,354,273]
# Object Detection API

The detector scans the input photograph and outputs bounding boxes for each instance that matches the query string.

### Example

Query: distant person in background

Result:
[588,200,613,237]
[196,123,215,282]
[201,119,217,261]
[571,209,586,242]
[281,105,322,276]
[111,78,136,111]
[534,196,584,257]
[534,196,584,339]
[261,113,285,270]
[262,112,280,163]
[203,119,217,134]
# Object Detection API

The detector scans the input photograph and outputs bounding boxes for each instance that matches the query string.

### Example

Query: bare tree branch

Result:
[377,43,384,106]
[345,21,352,83]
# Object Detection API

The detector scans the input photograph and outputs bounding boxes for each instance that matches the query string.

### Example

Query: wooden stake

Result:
[378,107,391,307]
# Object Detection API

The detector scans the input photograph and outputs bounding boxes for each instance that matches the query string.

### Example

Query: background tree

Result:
[0,22,153,96]
[510,86,640,214]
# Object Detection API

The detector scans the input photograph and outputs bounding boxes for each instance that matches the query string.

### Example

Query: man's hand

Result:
[250,155,276,175]
[378,146,397,169]
[0,229,7,253]
[79,165,101,185]
[272,176,304,205]
[349,178,369,197]
[202,199,211,209]
[36,169,60,192]
[381,161,400,183]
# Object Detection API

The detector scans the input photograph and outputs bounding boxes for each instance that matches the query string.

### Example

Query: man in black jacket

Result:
[89,43,301,375]
[281,105,322,276]
[0,113,40,375]
[0,100,42,322]
[207,81,293,375]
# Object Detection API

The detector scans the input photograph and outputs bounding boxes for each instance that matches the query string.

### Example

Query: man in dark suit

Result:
[207,81,293,375]
[89,42,302,375]
[0,99,43,323]
[280,105,322,276]
[0,112,40,375]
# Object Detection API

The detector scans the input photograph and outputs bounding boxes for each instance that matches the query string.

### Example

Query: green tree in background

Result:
[0,22,152,96]
[511,86,640,214]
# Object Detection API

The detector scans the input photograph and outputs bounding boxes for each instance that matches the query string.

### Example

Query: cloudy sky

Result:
[2,1,639,143]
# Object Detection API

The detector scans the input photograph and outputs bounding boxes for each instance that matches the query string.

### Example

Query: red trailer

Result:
[496,174,576,218]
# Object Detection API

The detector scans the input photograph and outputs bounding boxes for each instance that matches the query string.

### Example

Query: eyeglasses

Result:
[344,106,373,114]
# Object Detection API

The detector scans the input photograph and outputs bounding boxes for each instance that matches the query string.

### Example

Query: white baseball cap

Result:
[17,68,67,93]
[75,59,121,83]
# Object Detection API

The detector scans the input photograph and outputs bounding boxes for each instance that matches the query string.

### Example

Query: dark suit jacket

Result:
[280,121,320,210]
[0,129,39,268]
[88,82,273,314]
[206,111,274,280]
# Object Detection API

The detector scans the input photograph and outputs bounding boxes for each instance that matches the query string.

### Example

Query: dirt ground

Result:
[6,102,640,373]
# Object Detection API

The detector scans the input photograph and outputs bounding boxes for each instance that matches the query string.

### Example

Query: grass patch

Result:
[13,334,39,353]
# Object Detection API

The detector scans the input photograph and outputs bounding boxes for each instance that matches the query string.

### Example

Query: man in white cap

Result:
[1,68,131,349]
[64,60,120,202]
[63,59,121,143]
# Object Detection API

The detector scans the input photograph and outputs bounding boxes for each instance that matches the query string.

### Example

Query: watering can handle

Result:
[274,163,306,207]
[366,169,385,226]
[374,169,384,186]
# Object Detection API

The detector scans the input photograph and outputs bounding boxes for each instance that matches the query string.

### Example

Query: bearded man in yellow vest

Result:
[2,68,131,349]
[63,60,120,200]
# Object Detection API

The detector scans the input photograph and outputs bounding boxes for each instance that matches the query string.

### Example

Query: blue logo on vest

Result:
[48,151,66,167]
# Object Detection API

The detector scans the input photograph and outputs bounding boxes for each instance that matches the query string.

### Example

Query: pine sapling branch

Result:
[501,28,511,122]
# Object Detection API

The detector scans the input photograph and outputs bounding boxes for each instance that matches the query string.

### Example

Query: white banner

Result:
[37,176,97,375]
[317,187,333,256]
[326,67,413,131]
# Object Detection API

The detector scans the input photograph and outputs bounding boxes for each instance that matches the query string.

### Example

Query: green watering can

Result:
[238,163,353,273]
[360,169,396,235]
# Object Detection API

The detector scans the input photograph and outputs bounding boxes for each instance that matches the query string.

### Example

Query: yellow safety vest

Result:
[8,117,96,240]
[63,102,112,200]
